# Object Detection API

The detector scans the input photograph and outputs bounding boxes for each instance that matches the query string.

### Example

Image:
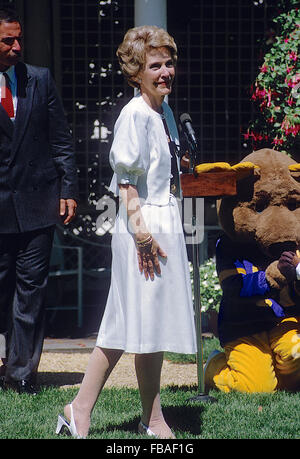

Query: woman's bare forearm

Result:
[119,184,150,242]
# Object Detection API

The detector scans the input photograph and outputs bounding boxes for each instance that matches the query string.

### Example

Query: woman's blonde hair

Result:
[116,25,177,88]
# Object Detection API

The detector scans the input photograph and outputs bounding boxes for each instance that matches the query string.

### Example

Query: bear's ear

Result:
[232,162,260,181]
[289,164,300,183]
[194,162,232,174]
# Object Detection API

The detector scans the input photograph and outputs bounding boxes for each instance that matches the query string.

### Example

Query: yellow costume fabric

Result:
[205,317,300,393]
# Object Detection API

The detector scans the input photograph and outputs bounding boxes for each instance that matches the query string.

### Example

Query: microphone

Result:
[180,113,199,165]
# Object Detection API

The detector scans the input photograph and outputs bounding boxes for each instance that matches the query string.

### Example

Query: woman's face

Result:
[137,46,175,108]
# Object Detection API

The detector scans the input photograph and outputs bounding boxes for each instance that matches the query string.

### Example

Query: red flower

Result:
[260,64,268,73]
[289,51,298,61]
[273,137,284,145]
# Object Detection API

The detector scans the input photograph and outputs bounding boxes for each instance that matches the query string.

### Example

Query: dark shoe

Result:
[0,364,6,389]
[0,364,6,377]
[8,379,38,395]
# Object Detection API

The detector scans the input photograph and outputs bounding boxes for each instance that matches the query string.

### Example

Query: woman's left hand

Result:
[137,237,167,280]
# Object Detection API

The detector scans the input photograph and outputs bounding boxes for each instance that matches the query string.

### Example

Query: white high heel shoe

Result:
[56,404,86,439]
[138,421,157,437]
[138,420,176,439]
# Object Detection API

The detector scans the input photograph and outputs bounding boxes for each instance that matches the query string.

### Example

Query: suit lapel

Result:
[10,62,36,161]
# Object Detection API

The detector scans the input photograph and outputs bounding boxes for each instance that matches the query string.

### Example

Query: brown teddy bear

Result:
[203,148,300,393]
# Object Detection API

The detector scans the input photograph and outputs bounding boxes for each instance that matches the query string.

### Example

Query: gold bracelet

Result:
[136,236,153,248]
[136,235,152,246]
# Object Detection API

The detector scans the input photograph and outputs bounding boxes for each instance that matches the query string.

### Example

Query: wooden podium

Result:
[180,171,237,402]
[181,171,236,198]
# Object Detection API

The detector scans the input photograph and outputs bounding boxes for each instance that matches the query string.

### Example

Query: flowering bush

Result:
[190,258,222,313]
[244,5,300,154]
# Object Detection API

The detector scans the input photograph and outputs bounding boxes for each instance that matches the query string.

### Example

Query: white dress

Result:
[96,94,197,354]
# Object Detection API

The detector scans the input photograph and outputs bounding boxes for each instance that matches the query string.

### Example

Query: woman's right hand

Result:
[136,236,167,280]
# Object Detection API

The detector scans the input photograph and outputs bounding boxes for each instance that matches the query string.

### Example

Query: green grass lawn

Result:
[1,338,300,440]
[1,385,300,439]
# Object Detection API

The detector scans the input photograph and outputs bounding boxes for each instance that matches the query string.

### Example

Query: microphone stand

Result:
[182,130,216,404]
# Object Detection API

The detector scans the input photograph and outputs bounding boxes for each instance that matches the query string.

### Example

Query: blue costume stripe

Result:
[233,257,284,317]
[233,259,269,296]
[239,270,270,297]
[269,299,285,318]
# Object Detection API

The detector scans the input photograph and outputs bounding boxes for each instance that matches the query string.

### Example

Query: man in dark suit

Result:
[0,9,78,394]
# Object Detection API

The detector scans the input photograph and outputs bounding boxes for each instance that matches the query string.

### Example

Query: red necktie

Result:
[1,73,14,118]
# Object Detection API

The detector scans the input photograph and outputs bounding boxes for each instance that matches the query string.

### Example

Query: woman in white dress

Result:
[56,25,196,439]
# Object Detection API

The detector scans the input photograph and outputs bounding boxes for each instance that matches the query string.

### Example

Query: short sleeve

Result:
[109,103,149,186]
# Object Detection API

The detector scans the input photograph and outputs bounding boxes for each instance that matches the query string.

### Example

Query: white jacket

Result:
[109,93,181,206]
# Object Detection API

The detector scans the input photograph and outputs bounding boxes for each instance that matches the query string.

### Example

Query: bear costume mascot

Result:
[203,148,300,393]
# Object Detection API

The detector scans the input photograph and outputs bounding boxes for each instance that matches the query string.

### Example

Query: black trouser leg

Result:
[0,236,17,362]
[5,226,55,382]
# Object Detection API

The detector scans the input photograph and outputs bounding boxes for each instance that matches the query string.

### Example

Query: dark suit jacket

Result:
[0,62,78,233]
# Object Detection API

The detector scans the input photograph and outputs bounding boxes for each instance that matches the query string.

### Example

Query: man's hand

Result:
[60,198,77,224]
